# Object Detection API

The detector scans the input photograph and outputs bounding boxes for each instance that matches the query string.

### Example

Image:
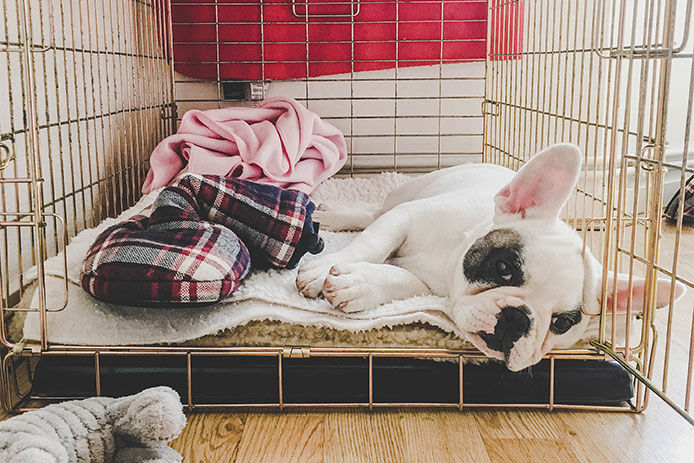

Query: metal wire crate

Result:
[1,0,693,425]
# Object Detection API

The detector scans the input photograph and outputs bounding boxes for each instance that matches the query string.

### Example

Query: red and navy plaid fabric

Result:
[81,202,251,307]
[81,174,323,306]
[664,174,694,226]
[166,174,323,269]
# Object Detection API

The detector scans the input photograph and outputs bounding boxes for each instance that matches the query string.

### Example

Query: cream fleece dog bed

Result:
[20,173,470,347]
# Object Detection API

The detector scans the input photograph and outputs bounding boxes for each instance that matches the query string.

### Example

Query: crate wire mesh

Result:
[0,0,693,424]
[0,0,176,313]
[485,0,694,422]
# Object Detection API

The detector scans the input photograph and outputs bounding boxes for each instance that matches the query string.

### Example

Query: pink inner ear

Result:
[497,167,571,218]
[606,281,646,312]
[497,181,541,217]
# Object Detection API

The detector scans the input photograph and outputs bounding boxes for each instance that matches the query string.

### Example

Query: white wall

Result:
[175,61,486,173]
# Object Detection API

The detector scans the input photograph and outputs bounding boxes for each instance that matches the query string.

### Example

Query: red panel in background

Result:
[489,0,524,61]
[168,0,520,80]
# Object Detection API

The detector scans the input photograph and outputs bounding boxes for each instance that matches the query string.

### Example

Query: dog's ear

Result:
[494,143,582,221]
[603,274,686,313]
[584,251,686,314]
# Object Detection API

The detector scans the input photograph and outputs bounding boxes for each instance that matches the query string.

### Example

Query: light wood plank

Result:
[169,412,246,463]
[324,410,405,462]
[235,412,323,463]
[473,409,567,440]
[482,437,580,463]
[398,410,491,463]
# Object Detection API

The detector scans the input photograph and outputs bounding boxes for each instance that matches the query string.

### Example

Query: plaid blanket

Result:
[169,174,323,269]
[664,174,694,226]
[81,175,323,306]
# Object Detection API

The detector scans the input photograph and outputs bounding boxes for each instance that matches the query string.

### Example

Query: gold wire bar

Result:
[12,397,635,414]
[278,352,284,411]
[13,401,632,413]
[601,0,628,351]
[0,213,68,315]
[0,178,33,183]
[0,143,14,170]
[636,0,678,412]
[368,353,373,411]
[664,18,694,400]
[94,352,101,397]
[33,345,603,360]
[458,354,464,411]
[613,249,694,289]
[186,352,193,410]
[549,356,555,411]
[0,353,12,411]
[616,156,634,363]
[642,324,659,412]
[173,403,635,412]
[0,351,33,412]
[16,0,48,351]
[0,296,16,350]
[686,299,694,411]
[0,348,632,414]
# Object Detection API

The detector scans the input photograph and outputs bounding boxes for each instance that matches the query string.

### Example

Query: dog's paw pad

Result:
[320,265,381,313]
[296,254,350,299]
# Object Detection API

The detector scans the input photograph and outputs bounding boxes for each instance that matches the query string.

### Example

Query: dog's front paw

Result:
[322,263,382,313]
[296,253,343,298]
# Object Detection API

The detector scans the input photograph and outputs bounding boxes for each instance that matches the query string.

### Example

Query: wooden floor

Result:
[1,396,693,462]
[169,400,694,463]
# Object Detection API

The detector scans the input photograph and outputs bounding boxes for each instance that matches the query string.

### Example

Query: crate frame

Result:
[0,0,693,425]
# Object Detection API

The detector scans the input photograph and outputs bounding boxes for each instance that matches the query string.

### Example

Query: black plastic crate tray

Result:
[31,355,633,406]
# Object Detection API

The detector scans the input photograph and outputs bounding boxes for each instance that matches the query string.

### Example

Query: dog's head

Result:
[450,143,686,371]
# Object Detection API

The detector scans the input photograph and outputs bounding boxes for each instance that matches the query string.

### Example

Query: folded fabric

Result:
[81,201,251,307]
[664,174,694,226]
[142,97,348,195]
[82,175,323,306]
[160,174,324,269]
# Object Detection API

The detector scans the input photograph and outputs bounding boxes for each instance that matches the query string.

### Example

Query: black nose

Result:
[480,306,531,353]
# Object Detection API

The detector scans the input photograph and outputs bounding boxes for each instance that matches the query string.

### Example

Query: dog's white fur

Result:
[296,144,686,371]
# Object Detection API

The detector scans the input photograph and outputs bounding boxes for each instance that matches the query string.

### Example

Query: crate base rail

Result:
[1,345,636,414]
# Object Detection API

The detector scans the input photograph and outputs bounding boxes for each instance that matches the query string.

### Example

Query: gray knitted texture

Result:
[0,386,186,463]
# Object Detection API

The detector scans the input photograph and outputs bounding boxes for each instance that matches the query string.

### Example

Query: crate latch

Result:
[291,0,361,18]
[283,347,311,358]
[482,100,500,117]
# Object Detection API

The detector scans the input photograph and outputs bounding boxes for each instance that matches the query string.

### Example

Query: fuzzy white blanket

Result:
[23,173,456,345]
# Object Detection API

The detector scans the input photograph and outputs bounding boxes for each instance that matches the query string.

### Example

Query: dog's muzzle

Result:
[479,306,531,353]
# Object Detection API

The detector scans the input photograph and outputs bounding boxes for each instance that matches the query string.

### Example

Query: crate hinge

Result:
[11,340,41,356]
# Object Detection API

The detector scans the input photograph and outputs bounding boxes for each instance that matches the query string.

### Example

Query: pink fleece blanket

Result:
[142,97,347,194]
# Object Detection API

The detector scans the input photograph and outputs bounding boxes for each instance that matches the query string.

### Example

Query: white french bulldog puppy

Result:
[296,143,686,371]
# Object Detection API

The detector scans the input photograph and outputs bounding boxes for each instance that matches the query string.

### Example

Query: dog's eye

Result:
[551,315,572,334]
[495,259,514,281]
[550,310,582,335]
